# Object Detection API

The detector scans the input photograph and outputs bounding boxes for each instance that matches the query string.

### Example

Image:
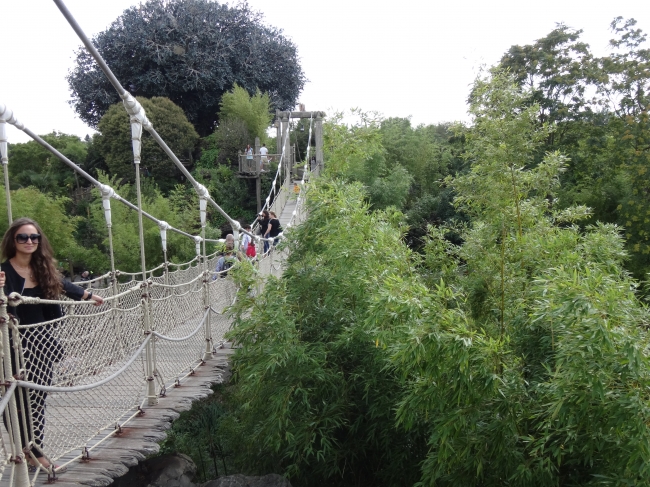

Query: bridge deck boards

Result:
[23,345,234,487]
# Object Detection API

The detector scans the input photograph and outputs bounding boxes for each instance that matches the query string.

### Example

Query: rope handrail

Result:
[15,306,116,329]
[0,107,198,244]
[151,309,209,342]
[149,272,205,289]
[7,283,142,307]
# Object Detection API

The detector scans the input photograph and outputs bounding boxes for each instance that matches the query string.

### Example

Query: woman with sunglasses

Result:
[0,217,104,472]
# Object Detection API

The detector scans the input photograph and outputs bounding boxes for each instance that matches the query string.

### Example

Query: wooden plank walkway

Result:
[24,345,235,487]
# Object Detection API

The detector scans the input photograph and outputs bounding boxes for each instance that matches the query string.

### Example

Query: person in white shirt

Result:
[241,225,251,251]
[259,144,269,171]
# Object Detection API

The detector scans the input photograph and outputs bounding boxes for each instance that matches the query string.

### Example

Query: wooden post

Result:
[256,176,261,213]
[275,110,282,156]
[281,114,290,185]
[315,113,324,174]
[254,137,260,175]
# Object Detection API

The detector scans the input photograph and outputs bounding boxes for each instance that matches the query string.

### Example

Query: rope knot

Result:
[7,292,25,307]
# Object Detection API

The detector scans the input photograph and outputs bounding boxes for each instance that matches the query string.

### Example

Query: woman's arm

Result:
[0,273,102,304]
[63,280,104,306]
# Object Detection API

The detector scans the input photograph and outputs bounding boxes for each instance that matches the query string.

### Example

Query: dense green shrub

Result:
[215,70,650,487]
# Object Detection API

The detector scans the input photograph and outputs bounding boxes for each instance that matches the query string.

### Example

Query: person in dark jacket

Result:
[257,210,271,254]
[266,211,282,248]
[0,217,103,471]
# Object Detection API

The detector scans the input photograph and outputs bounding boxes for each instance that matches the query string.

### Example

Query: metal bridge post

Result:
[101,185,125,356]
[0,116,13,223]
[0,288,30,486]
[125,102,159,407]
[159,221,171,296]
[199,197,212,361]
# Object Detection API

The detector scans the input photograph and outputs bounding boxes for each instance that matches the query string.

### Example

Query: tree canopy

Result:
[96,96,199,193]
[67,0,305,136]
[218,84,272,143]
[7,132,87,197]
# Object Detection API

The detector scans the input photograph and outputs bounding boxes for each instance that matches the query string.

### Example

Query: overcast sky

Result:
[1,0,648,143]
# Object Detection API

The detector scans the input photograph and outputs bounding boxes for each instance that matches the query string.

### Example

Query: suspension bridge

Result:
[0,1,322,485]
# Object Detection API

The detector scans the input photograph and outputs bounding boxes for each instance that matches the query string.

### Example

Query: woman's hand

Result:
[84,290,105,306]
[0,271,5,288]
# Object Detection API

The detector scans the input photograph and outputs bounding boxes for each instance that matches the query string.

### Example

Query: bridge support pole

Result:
[200,198,212,362]
[125,104,159,407]
[101,185,125,355]
[0,118,13,223]
[0,289,30,487]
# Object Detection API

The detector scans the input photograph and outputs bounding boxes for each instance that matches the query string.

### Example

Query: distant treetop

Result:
[67,0,305,136]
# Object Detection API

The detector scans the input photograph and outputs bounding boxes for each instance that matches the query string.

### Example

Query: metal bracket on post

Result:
[159,221,171,293]
[194,236,202,260]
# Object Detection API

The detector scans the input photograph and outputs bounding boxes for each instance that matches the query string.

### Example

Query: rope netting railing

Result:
[0,0,320,484]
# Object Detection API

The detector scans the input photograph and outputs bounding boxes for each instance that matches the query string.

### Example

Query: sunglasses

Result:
[15,233,41,244]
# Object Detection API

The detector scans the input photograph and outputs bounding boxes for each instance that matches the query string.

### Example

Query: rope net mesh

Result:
[15,301,146,460]
[4,262,251,464]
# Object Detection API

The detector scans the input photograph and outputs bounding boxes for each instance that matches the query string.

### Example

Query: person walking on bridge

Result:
[0,217,104,473]
[257,210,270,254]
[265,211,282,249]
[214,234,240,278]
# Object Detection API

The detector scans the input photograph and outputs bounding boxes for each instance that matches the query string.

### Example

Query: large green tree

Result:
[496,18,650,280]
[324,110,413,211]
[67,0,305,136]
[392,69,650,486]
[95,96,199,194]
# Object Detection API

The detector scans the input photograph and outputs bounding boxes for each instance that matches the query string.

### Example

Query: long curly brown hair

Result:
[1,218,63,299]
